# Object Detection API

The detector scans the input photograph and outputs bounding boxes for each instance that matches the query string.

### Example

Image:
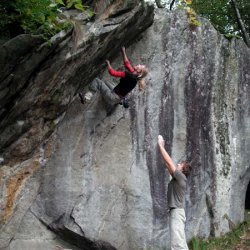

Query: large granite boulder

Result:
[0,1,154,249]
[0,3,249,250]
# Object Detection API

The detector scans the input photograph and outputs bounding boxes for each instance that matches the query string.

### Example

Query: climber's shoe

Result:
[119,98,129,109]
[79,91,93,105]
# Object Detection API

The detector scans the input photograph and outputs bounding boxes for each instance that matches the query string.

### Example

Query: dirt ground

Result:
[234,226,250,250]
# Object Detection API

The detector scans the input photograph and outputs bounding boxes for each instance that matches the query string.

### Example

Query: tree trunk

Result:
[170,0,176,10]
[230,0,250,47]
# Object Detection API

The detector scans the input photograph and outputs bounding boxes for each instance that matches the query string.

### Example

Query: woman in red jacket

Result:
[79,47,148,108]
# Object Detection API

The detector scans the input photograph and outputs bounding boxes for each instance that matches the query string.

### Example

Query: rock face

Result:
[0,4,250,250]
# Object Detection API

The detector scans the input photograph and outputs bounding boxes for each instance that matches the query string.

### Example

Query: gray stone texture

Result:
[0,3,250,250]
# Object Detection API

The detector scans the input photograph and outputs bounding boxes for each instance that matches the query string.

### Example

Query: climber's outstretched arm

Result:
[121,46,129,61]
[158,135,176,175]
[106,60,125,78]
[121,47,134,73]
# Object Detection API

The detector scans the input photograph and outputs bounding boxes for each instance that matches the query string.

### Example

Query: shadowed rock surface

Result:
[0,3,250,250]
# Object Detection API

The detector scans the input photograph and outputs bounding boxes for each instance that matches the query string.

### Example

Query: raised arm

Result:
[157,135,176,175]
[106,60,125,78]
[121,47,134,73]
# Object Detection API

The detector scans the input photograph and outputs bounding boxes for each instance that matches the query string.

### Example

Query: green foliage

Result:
[190,0,250,39]
[178,0,202,27]
[189,237,206,250]
[185,7,202,27]
[55,0,84,11]
[0,0,92,40]
[224,33,241,39]
[188,210,250,250]
[0,0,60,39]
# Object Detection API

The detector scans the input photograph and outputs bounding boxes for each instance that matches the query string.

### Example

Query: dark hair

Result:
[181,161,192,177]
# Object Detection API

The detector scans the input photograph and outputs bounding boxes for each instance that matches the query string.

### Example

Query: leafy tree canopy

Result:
[0,0,91,41]
[190,0,250,42]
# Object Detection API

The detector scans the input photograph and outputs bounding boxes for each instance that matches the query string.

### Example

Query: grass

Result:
[189,210,250,250]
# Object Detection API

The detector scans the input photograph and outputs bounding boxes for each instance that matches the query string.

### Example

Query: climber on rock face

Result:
[157,135,192,250]
[79,46,148,109]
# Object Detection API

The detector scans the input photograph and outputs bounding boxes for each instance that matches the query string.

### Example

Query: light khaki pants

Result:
[170,208,189,250]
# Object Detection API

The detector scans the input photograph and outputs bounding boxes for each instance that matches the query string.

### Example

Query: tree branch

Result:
[230,0,250,47]
[170,0,176,10]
